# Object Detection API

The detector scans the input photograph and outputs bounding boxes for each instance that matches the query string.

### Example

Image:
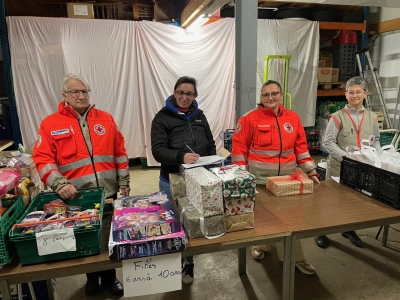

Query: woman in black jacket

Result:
[151,76,216,285]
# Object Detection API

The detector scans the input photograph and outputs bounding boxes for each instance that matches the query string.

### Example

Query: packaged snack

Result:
[66,205,82,217]
[44,199,65,215]
[20,211,47,224]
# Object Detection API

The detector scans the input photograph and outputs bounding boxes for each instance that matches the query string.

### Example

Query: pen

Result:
[184,142,195,153]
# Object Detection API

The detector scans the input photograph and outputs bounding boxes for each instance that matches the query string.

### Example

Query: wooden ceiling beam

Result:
[369,18,400,34]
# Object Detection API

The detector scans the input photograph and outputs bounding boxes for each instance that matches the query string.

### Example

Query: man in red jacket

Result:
[33,73,130,296]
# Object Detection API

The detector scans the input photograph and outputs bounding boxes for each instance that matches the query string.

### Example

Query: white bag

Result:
[345,140,381,168]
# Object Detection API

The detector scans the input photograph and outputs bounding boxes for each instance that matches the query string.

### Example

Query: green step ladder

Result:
[264,55,292,110]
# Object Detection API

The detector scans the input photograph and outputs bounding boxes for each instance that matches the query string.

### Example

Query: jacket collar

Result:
[258,103,287,116]
[58,101,94,118]
[165,95,199,121]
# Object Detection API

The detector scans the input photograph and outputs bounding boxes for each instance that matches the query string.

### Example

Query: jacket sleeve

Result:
[231,115,251,167]
[204,115,216,155]
[294,117,317,174]
[151,113,181,165]
[32,121,68,192]
[112,117,130,188]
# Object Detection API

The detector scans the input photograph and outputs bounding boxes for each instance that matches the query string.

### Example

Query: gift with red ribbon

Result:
[266,171,314,196]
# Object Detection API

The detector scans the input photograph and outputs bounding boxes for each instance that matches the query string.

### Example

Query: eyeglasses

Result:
[175,90,195,98]
[346,91,365,97]
[261,92,281,99]
[66,89,91,97]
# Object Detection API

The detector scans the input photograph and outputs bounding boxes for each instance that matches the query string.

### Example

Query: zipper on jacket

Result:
[251,127,254,147]
[76,115,99,187]
[275,116,283,176]
[188,122,197,151]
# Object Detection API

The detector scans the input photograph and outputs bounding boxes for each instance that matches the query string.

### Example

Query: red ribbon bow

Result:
[289,170,305,194]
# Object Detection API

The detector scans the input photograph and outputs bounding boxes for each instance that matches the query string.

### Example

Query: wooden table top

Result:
[0,200,290,283]
[256,180,400,236]
[4,180,396,282]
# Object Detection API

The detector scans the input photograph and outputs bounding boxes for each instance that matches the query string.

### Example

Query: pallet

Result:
[317,82,346,90]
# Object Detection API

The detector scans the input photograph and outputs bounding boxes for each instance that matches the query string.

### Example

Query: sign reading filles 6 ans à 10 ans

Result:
[122,252,182,297]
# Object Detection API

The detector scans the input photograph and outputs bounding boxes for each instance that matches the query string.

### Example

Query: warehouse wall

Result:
[369,8,400,129]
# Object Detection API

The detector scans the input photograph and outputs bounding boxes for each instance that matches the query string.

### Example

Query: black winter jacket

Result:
[151,97,216,181]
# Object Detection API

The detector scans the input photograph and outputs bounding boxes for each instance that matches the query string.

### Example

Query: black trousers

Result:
[86,193,118,282]
[86,269,116,281]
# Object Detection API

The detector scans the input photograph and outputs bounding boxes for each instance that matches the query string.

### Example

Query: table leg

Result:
[382,225,389,246]
[238,248,246,275]
[0,280,12,300]
[289,235,296,300]
[282,235,292,300]
[46,279,55,300]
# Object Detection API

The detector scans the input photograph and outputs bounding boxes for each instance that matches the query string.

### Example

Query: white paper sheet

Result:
[181,155,224,169]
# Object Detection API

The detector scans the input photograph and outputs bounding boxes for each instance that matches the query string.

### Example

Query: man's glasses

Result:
[261,92,281,99]
[66,89,91,97]
[175,90,195,98]
[346,91,365,97]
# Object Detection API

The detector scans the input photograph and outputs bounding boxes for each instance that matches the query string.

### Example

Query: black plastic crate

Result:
[340,157,400,209]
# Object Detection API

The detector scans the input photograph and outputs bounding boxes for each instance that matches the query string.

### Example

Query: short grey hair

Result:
[61,73,91,92]
[346,76,368,92]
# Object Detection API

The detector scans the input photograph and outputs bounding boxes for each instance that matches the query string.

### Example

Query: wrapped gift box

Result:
[180,160,222,179]
[185,167,224,217]
[175,196,225,239]
[210,165,256,216]
[169,173,186,200]
[266,174,314,196]
[226,212,254,232]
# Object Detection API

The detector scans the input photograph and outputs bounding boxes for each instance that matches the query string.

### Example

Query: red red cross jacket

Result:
[231,104,317,184]
[33,101,129,197]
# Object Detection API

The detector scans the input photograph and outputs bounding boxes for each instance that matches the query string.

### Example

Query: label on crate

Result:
[36,228,76,256]
[361,189,372,197]
[122,252,181,297]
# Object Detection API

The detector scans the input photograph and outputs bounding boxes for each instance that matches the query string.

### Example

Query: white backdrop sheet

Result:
[7,17,318,166]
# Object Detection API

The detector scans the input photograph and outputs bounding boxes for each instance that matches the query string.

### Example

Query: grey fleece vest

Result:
[327,108,377,177]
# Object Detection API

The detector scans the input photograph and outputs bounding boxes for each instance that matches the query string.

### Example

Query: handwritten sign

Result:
[36,228,76,256]
[122,252,181,297]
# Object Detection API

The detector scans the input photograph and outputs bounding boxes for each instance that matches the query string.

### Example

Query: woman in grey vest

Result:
[315,76,381,248]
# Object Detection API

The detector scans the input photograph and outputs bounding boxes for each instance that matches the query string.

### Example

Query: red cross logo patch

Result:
[235,123,241,134]
[369,135,375,144]
[94,124,106,135]
[284,123,293,133]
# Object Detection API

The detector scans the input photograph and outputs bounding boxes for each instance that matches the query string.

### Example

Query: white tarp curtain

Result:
[7,17,318,166]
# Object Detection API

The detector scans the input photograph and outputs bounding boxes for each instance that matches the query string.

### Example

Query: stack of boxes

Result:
[171,164,256,239]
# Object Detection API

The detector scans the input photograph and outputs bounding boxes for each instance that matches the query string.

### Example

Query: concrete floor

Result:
[53,165,400,300]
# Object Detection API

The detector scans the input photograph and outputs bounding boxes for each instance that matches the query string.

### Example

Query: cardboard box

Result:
[67,3,94,19]
[226,212,254,232]
[320,55,333,67]
[331,68,339,83]
[318,67,332,83]
[185,167,224,217]
[266,174,314,196]
[175,197,225,239]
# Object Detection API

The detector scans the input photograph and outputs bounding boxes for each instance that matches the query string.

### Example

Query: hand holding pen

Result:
[184,142,200,164]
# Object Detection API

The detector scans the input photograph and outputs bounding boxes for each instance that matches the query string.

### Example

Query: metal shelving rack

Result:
[0,0,22,148]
